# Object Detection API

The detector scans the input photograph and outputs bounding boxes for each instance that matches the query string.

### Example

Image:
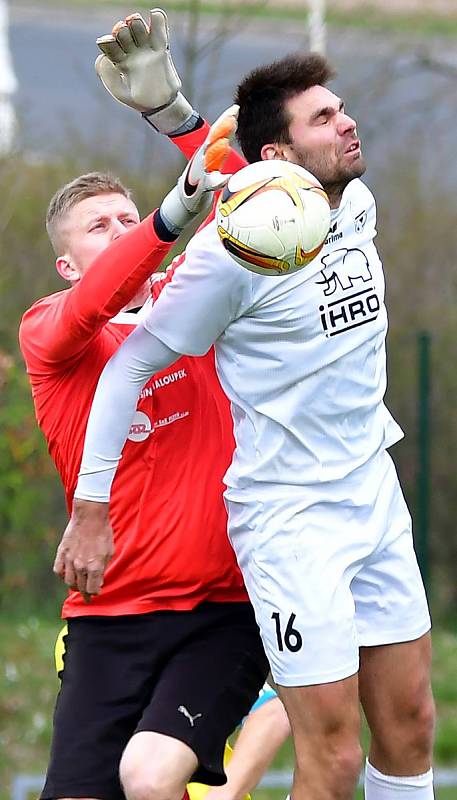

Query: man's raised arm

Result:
[53,107,240,600]
[95,9,247,172]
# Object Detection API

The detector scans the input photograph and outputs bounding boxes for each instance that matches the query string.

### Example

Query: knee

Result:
[329,738,364,787]
[375,691,436,763]
[405,693,436,756]
[296,733,363,790]
[120,754,186,800]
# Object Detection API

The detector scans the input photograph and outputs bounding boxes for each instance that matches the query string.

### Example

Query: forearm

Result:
[72,211,174,326]
[75,326,180,501]
[205,699,291,800]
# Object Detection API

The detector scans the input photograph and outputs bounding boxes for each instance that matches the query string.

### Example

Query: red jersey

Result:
[19,126,248,617]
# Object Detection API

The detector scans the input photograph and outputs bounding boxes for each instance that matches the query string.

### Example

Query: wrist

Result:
[143,92,194,134]
[72,498,109,520]
[153,208,181,241]
[159,186,193,234]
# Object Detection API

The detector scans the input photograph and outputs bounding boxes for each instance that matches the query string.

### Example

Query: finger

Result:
[111,19,126,35]
[148,8,169,51]
[86,568,104,596]
[76,569,89,596]
[82,590,93,604]
[207,117,237,148]
[205,171,231,192]
[96,35,126,64]
[127,14,150,47]
[204,139,231,172]
[115,23,137,54]
[53,550,65,578]
[95,54,131,105]
[207,104,239,145]
[64,560,77,590]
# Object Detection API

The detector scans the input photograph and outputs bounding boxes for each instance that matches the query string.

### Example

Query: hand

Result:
[95,9,193,133]
[53,499,114,602]
[159,104,239,232]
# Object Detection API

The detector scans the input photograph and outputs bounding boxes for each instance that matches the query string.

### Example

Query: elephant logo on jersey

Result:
[354,209,367,233]
[316,248,372,296]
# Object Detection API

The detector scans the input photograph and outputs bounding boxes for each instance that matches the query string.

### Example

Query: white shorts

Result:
[226,450,431,687]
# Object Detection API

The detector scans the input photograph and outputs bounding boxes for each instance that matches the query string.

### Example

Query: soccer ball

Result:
[216,160,330,276]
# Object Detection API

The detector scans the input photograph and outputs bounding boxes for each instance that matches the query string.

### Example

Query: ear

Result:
[55,256,80,283]
[260,143,294,162]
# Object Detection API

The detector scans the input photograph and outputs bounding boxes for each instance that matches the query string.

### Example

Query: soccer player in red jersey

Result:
[19,17,267,800]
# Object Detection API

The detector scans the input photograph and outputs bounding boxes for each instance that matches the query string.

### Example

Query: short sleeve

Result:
[142,223,253,356]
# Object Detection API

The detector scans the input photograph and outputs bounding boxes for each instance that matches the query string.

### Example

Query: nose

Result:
[111,219,127,240]
[337,112,357,137]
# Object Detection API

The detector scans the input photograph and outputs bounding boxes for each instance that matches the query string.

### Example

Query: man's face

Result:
[263,85,366,206]
[57,193,140,280]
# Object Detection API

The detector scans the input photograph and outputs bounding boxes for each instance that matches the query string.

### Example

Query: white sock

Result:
[364,759,434,799]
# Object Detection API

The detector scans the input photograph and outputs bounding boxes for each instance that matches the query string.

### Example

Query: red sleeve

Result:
[170,121,247,175]
[170,120,248,234]
[19,210,173,364]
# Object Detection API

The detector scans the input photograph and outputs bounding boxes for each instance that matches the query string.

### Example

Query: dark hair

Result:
[235,53,336,163]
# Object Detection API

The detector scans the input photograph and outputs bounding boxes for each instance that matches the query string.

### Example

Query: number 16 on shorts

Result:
[272,612,303,652]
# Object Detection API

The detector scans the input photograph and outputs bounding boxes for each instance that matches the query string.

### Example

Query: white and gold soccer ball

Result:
[216,160,330,276]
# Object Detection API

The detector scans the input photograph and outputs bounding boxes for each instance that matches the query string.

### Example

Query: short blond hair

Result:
[46,172,132,255]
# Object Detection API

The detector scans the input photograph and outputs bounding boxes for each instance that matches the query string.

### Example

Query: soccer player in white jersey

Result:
[68,44,435,800]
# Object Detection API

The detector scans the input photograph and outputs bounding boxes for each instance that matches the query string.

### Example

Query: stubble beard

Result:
[293,149,367,208]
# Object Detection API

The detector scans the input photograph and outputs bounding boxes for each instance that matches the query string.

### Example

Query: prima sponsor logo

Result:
[140,368,187,398]
[128,411,152,442]
[316,248,379,337]
[325,220,343,245]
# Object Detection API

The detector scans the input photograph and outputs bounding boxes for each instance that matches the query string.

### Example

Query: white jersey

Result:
[144,178,403,496]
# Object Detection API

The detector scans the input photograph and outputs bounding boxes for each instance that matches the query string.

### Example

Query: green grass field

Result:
[2,617,457,800]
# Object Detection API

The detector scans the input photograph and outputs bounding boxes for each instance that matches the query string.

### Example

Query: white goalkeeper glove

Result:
[95,8,194,134]
[159,104,239,234]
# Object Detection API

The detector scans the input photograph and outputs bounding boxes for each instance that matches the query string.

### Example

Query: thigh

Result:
[360,633,433,724]
[353,454,431,647]
[227,494,363,687]
[41,615,168,800]
[136,602,269,786]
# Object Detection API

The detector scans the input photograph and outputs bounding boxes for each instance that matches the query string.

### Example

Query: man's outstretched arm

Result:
[94,9,247,173]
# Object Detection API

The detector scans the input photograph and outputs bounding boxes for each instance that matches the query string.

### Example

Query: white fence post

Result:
[0,0,17,154]
[308,0,326,54]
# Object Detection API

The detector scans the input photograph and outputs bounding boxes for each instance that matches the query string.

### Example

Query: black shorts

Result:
[41,602,268,800]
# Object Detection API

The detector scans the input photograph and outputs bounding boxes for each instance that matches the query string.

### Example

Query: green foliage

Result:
[0,617,59,798]
[0,354,66,616]
[374,153,457,615]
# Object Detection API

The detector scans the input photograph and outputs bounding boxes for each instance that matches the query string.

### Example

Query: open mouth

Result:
[345,140,360,154]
